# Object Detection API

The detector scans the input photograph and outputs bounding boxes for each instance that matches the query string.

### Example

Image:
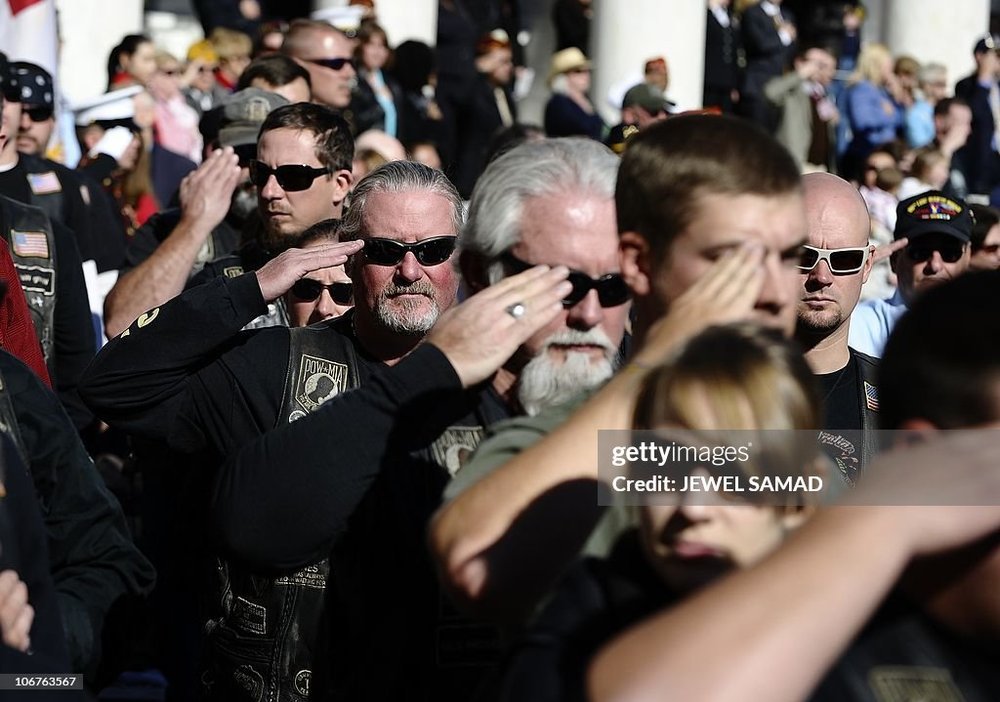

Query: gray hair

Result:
[340,160,464,241]
[463,137,618,284]
[918,62,947,87]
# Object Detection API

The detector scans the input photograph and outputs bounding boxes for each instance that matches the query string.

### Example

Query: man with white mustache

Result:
[458,137,627,419]
[441,137,628,555]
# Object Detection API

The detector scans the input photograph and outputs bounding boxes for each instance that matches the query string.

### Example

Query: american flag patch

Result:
[26,171,61,195]
[864,381,879,412]
[11,231,50,259]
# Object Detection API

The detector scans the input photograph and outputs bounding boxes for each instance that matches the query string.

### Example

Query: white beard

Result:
[517,328,618,416]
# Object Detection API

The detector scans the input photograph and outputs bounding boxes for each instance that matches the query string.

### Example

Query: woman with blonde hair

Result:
[497,323,824,701]
[841,43,904,180]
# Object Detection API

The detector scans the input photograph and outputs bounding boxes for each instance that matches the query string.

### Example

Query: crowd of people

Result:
[0,0,998,700]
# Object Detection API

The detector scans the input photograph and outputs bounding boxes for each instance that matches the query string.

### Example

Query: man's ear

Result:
[620,230,652,298]
[861,243,875,284]
[333,169,353,205]
[459,249,490,295]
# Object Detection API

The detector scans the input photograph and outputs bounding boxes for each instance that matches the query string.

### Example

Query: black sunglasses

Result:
[798,245,869,274]
[24,106,54,122]
[307,57,355,71]
[906,241,966,263]
[290,279,353,304]
[502,252,631,308]
[249,160,330,191]
[363,236,457,266]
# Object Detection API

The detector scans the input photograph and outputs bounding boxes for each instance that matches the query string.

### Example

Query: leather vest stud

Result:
[0,196,58,364]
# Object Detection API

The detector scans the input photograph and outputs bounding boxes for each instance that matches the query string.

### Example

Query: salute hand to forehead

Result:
[634,243,768,368]
[255,240,365,302]
[425,265,573,388]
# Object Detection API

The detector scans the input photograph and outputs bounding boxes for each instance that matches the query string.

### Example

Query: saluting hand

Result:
[255,241,365,303]
[426,265,572,388]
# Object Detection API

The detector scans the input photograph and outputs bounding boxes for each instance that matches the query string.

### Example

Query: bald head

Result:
[281,20,356,109]
[797,173,874,342]
[802,172,871,248]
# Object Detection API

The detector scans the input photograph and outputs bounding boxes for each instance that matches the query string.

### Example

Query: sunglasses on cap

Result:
[307,57,355,71]
[906,240,967,263]
[290,279,353,304]
[23,105,54,122]
[363,236,458,266]
[797,245,870,274]
[249,160,330,191]
[502,252,631,308]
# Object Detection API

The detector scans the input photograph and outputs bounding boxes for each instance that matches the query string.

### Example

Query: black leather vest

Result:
[0,195,58,364]
[19,154,65,227]
[853,348,881,470]
[202,315,361,702]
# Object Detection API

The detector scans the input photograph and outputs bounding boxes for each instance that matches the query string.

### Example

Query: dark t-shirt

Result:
[811,594,1000,701]
[817,355,864,484]
[498,530,674,702]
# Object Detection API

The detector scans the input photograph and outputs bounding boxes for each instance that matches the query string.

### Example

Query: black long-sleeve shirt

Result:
[0,350,155,671]
[79,272,475,568]
[80,272,510,698]
[48,219,96,432]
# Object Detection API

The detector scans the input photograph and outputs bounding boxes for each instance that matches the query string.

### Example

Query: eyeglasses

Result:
[502,252,631,308]
[23,106,54,122]
[797,245,870,274]
[290,279,353,304]
[249,160,330,191]
[906,241,967,263]
[363,236,458,266]
[307,57,355,72]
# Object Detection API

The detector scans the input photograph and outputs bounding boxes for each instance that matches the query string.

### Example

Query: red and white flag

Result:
[0,0,58,76]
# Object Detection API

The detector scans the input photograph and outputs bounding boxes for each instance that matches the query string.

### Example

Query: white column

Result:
[883,0,989,90]
[375,0,437,47]
[312,0,437,46]
[591,0,706,125]
[55,0,143,104]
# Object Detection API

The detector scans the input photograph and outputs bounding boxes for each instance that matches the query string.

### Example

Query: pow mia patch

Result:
[429,426,485,477]
[15,264,55,296]
[293,354,349,415]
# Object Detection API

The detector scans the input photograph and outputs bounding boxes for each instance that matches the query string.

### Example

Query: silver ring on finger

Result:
[505,302,526,320]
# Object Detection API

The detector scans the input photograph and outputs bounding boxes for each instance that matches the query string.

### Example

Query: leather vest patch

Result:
[868,666,964,702]
[289,354,350,421]
[27,171,61,195]
[429,426,486,478]
[0,196,58,363]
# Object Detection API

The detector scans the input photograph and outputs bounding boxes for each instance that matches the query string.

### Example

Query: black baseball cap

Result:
[895,191,972,243]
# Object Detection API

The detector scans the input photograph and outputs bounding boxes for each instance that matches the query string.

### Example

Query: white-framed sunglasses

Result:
[798,245,870,274]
